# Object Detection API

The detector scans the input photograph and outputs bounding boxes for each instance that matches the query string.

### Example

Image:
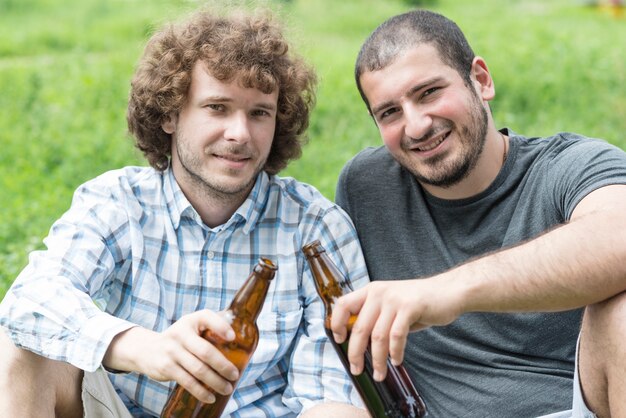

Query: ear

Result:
[471,56,495,101]
[161,115,177,134]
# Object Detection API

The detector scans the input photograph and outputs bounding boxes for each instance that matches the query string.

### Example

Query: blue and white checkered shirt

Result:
[0,166,369,417]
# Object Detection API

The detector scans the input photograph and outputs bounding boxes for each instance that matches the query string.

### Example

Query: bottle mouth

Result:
[302,239,324,257]
[258,257,278,271]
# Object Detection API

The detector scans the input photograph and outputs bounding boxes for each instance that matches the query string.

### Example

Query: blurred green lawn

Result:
[1,0,625,296]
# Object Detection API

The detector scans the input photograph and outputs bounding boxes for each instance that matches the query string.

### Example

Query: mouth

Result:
[214,153,250,162]
[411,131,450,152]
[211,152,252,170]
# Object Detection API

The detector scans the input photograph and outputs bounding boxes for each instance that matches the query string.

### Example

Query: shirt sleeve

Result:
[549,136,626,220]
[0,179,136,371]
[282,204,370,414]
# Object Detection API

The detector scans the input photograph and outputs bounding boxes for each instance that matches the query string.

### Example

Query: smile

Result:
[415,132,449,152]
[215,154,249,162]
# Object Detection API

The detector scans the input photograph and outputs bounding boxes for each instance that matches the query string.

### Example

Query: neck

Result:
[192,192,246,228]
[175,170,253,228]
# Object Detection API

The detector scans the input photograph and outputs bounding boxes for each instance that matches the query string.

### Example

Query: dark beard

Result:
[412,93,489,188]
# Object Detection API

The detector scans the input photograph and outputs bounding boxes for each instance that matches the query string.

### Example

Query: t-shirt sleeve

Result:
[549,135,626,220]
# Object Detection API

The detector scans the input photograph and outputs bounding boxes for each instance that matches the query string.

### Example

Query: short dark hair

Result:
[127,8,317,174]
[355,9,475,111]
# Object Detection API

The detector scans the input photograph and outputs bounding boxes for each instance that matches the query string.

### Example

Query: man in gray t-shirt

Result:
[331,9,626,418]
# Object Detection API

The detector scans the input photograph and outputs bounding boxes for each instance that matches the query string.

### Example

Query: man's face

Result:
[360,43,489,190]
[164,62,278,203]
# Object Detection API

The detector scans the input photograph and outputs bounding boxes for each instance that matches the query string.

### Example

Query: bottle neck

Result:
[307,253,348,302]
[229,260,275,322]
[302,240,353,305]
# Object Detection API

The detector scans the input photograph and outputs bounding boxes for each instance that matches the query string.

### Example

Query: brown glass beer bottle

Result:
[161,258,277,418]
[302,240,427,418]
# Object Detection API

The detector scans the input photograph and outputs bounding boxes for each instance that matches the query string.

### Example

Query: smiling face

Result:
[361,43,495,194]
[163,62,278,207]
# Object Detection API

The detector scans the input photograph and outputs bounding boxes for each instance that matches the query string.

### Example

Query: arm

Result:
[0,180,136,371]
[0,174,240,404]
[103,310,239,404]
[332,184,626,379]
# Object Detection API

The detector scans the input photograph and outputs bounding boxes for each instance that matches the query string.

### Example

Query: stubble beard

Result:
[405,93,489,189]
[175,138,265,204]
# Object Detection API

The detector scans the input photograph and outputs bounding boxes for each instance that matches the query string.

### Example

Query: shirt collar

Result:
[163,167,196,229]
[164,167,271,234]
[231,171,270,235]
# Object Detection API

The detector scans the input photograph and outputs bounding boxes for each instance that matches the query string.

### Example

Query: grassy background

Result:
[1,0,625,297]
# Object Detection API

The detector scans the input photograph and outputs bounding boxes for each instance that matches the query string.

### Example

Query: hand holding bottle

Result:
[103,309,240,404]
[161,258,277,418]
[331,278,462,381]
[303,241,426,418]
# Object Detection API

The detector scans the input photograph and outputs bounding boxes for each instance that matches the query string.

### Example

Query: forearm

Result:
[102,326,148,372]
[455,206,626,314]
[0,271,134,371]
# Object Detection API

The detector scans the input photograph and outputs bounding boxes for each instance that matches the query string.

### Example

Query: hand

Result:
[103,309,239,404]
[330,278,462,381]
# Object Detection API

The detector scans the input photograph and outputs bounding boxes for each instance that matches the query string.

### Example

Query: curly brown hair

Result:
[127,7,317,174]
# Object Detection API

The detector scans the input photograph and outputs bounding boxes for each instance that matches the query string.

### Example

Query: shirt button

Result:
[207,251,215,260]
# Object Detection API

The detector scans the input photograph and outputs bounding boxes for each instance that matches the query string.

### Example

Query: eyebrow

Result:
[255,102,277,112]
[202,95,277,111]
[370,76,445,116]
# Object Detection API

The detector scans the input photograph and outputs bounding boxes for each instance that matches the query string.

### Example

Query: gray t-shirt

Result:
[336,130,626,418]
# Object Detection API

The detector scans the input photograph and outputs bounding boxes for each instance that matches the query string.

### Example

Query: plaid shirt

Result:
[0,167,368,417]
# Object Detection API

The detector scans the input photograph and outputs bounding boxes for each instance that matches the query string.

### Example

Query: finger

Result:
[186,332,240,382]
[178,348,234,396]
[197,309,236,341]
[347,292,381,376]
[369,307,396,381]
[167,361,217,404]
[389,312,411,367]
[331,287,368,343]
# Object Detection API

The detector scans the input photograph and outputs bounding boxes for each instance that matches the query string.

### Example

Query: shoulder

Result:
[79,166,160,192]
[338,146,401,191]
[341,146,397,176]
[69,166,165,224]
[266,175,337,214]
[507,131,626,178]
[552,132,626,159]
[336,146,412,213]
[262,175,358,237]
[76,166,162,201]
[514,131,624,160]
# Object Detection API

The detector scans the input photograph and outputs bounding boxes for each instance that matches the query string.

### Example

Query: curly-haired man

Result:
[0,8,369,418]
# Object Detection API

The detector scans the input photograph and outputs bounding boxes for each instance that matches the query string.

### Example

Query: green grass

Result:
[1,0,625,296]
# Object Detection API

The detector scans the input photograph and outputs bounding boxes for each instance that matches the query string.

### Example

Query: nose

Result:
[403,103,432,140]
[224,111,251,143]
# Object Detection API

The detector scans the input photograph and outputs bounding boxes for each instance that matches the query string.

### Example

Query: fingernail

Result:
[228,369,239,381]
[333,333,343,343]
[220,310,234,324]
[225,329,235,340]
[206,393,216,404]
[373,370,383,381]
[350,364,359,375]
